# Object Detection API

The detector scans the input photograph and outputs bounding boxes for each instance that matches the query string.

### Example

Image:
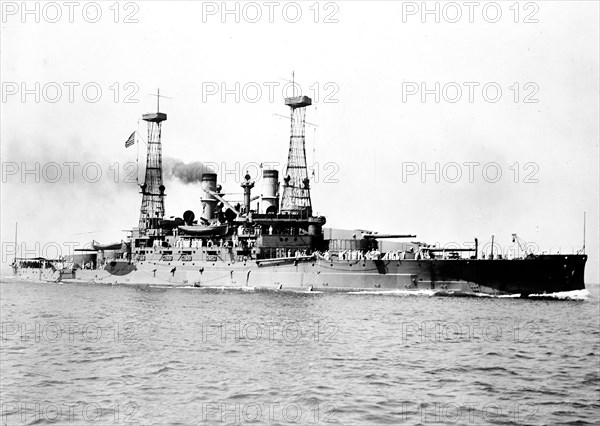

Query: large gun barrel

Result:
[426,248,476,252]
[362,234,417,239]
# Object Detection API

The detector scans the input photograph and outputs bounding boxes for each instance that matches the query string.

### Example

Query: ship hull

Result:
[12,254,587,296]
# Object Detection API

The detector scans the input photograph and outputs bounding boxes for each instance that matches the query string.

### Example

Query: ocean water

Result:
[1,280,598,426]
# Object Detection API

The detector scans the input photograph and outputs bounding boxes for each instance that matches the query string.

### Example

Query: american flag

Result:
[124,131,136,148]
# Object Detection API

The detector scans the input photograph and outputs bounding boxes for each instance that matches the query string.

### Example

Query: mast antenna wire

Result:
[583,211,586,254]
[70,229,112,236]
[272,113,319,128]
[14,222,18,263]
[312,126,317,179]
[278,72,302,99]
[148,89,172,112]
[311,106,317,178]
[134,120,149,184]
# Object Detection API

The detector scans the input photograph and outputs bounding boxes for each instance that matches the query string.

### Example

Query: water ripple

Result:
[1,280,598,425]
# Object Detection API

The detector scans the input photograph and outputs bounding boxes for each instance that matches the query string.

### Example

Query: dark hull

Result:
[392,254,587,295]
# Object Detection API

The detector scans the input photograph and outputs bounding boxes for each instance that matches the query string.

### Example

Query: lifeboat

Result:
[177,224,229,236]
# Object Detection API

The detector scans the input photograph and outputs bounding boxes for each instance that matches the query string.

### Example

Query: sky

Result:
[1,1,599,283]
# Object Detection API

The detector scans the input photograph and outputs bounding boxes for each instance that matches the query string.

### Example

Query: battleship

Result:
[12,93,587,296]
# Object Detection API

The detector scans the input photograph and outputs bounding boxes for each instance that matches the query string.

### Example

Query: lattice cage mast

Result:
[281,95,313,215]
[138,110,167,233]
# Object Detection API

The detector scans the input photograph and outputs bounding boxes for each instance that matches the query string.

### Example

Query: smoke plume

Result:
[163,157,206,184]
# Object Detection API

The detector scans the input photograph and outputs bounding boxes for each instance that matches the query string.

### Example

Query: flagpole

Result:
[136,119,140,184]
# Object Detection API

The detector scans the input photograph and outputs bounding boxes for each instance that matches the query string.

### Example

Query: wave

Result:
[348,289,437,296]
[528,289,590,300]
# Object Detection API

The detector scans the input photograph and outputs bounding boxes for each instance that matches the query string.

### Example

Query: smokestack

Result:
[200,173,218,221]
[260,169,279,214]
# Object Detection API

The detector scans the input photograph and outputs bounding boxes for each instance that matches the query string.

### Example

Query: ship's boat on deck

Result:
[178,224,229,236]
